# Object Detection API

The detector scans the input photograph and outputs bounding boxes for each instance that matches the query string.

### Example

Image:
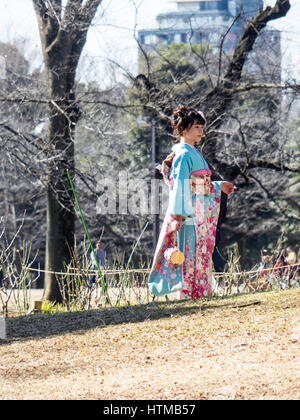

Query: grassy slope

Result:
[0,288,299,400]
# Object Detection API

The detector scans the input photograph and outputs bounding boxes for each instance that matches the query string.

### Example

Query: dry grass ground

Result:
[0,288,299,400]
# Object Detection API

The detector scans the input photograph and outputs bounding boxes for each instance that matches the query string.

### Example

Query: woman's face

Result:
[183,122,204,144]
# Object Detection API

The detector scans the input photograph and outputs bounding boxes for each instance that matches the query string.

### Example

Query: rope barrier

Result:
[22,266,151,276]
[213,262,300,277]
[22,263,300,277]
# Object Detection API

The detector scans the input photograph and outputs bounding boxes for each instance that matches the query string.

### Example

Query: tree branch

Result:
[224,0,291,85]
[229,82,300,94]
[215,158,299,181]
[61,0,83,29]
[32,0,61,51]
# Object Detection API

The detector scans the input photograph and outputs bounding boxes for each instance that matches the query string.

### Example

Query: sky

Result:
[0,0,300,85]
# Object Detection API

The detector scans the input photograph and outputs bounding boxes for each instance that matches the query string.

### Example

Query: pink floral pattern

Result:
[180,183,221,299]
[149,182,222,299]
[149,144,223,299]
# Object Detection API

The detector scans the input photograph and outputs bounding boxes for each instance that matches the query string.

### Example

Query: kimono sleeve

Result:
[168,152,193,217]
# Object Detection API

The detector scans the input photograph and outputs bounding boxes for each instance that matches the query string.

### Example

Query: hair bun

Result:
[171,105,206,138]
[174,105,188,116]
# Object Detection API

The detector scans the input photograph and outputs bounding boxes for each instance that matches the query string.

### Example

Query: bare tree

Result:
[129,0,300,264]
[32,0,103,302]
[202,0,291,165]
[0,0,298,280]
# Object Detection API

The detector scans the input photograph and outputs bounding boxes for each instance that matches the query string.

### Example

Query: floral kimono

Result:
[148,142,223,299]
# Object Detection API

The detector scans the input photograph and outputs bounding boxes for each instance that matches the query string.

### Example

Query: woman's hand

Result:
[170,215,185,232]
[221,182,237,195]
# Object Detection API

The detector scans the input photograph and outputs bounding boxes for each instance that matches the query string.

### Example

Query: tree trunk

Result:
[33,0,103,302]
[44,101,76,302]
[44,187,75,301]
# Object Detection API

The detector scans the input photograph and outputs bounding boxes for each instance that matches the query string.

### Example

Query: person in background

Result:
[285,247,298,287]
[286,247,297,265]
[90,241,107,285]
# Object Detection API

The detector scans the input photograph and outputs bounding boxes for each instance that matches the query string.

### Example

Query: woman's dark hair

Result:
[171,105,206,137]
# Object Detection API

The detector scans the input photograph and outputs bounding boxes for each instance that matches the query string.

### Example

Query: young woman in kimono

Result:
[148,105,236,299]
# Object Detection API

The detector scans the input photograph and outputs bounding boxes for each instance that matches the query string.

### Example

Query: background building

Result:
[138,0,281,82]
[139,1,264,51]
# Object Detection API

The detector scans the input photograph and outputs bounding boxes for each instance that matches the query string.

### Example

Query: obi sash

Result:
[190,169,212,196]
